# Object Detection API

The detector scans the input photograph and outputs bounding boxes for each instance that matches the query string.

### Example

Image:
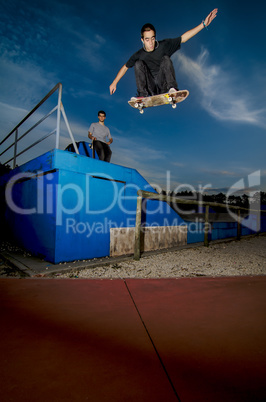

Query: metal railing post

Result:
[204,205,210,247]
[55,83,62,149]
[237,209,241,240]
[60,103,79,154]
[13,129,18,168]
[256,208,261,235]
[134,195,143,260]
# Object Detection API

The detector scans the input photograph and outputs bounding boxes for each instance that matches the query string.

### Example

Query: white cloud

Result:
[174,49,266,128]
[0,102,29,134]
[172,161,186,168]
[0,57,57,107]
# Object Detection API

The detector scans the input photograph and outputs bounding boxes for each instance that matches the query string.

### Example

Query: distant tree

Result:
[242,194,249,208]
[158,188,266,215]
[214,192,226,205]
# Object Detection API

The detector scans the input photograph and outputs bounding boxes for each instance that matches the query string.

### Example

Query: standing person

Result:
[109,9,218,98]
[88,111,113,162]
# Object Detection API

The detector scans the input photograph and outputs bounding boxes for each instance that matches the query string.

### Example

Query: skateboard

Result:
[128,89,189,114]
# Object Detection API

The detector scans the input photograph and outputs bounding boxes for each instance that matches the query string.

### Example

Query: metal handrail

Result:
[4,131,56,165]
[134,189,265,260]
[0,106,58,158]
[0,83,79,168]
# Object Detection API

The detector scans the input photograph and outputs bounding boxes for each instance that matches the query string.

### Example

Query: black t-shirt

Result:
[126,37,181,77]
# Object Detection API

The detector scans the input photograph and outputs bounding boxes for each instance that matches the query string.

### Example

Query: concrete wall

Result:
[110,225,187,257]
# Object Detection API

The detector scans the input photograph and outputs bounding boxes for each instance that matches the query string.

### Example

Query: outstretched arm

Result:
[109,64,129,95]
[181,8,218,43]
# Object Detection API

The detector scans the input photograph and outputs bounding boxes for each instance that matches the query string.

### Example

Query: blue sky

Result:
[0,0,266,195]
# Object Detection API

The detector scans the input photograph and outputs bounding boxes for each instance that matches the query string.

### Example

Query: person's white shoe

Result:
[168,88,179,94]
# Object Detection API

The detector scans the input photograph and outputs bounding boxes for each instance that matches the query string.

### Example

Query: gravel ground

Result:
[56,235,266,279]
[1,235,265,279]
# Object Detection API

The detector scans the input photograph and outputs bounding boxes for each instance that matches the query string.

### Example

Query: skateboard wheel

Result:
[134,103,139,108]
[168,97,172,102]
[139,109,144,114]
[172,103,177,109]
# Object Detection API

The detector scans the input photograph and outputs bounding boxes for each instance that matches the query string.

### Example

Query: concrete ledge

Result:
[110,226,187,257]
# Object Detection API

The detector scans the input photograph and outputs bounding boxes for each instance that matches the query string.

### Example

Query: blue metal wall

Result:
[0,149,185,263]
[0,149,264,263]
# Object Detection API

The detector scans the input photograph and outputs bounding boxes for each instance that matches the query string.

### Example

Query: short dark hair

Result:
[98,110,106,116]
[141,23,156,38]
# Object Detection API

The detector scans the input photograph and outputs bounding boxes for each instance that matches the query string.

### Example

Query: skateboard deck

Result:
[128,90,189,114]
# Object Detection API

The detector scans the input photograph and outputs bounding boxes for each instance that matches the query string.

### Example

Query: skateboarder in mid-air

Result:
[109,9,218,99]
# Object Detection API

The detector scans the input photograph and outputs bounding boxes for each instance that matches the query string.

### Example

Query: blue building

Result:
[0,148,187,263]
[0,84,263,264]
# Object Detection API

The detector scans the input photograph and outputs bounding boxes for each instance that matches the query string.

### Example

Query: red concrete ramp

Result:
[0,279,177,401]
[127,277,266,401]
[0,277,266,401]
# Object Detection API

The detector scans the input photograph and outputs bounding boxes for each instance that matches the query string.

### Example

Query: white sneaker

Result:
[130,96,144,101]
[168,88,178,94]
